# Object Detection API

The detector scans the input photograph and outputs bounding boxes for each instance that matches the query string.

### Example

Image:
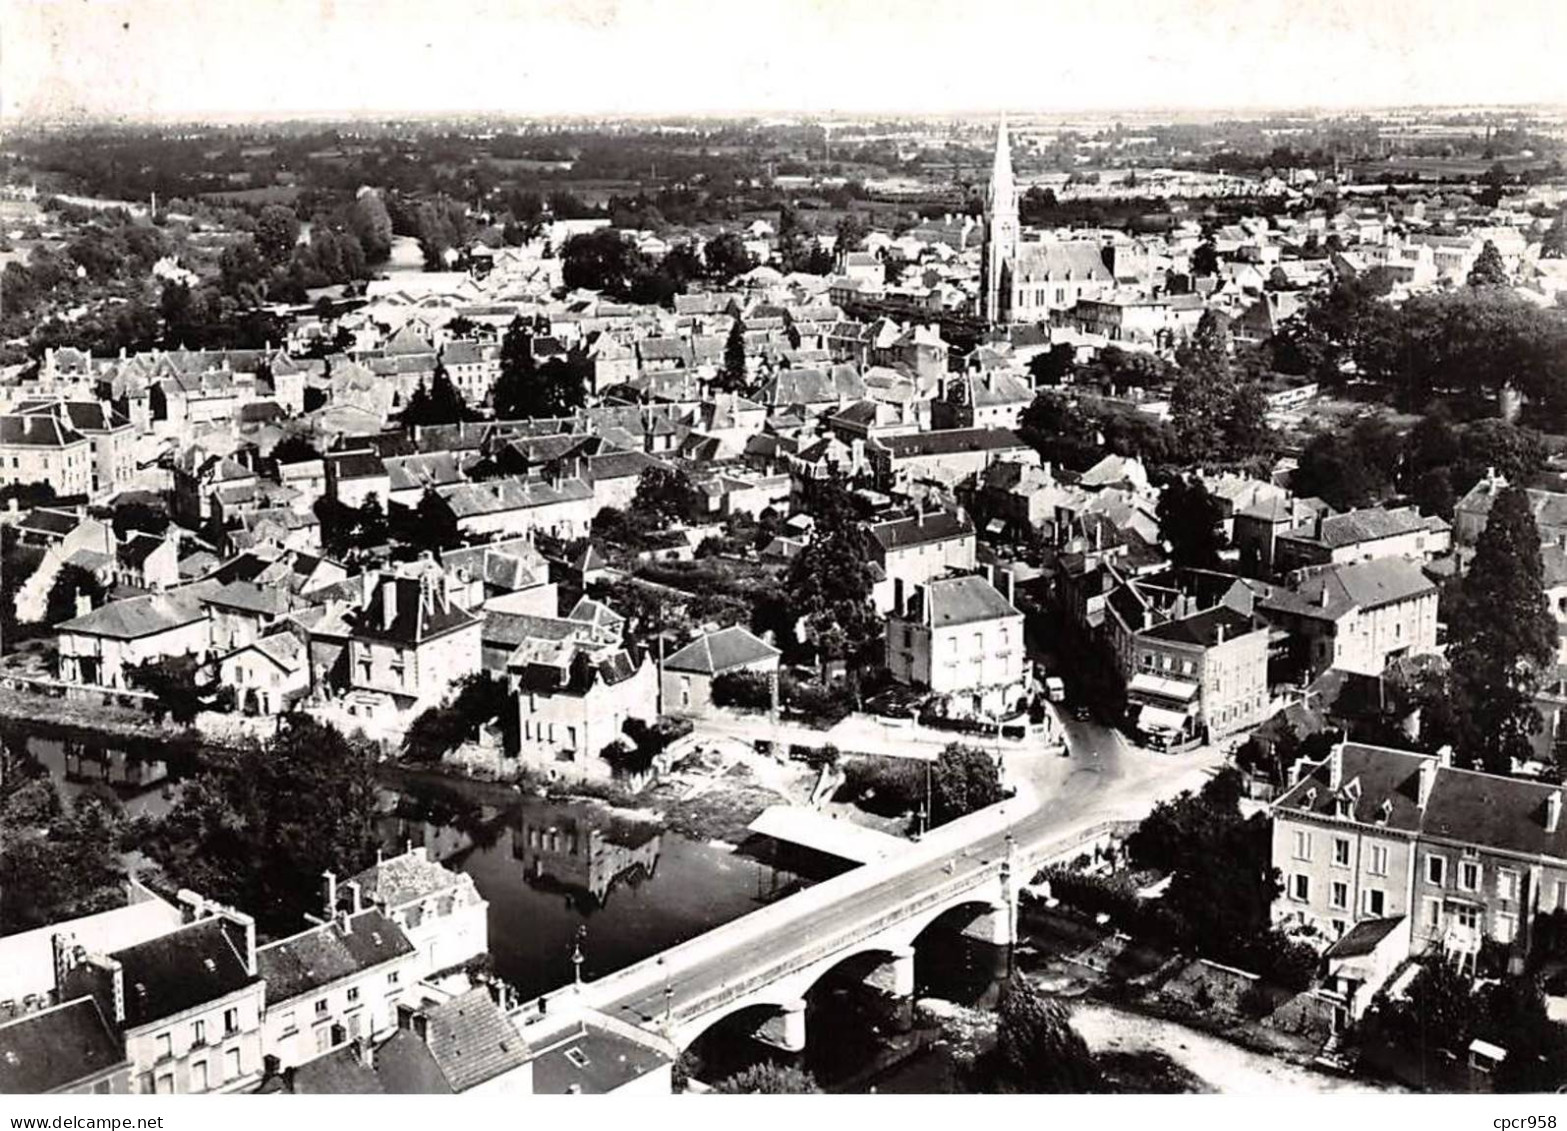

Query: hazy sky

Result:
[4,0,1567,124]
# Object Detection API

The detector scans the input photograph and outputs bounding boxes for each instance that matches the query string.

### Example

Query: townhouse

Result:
[1274,742,1567,981]
[865,507,978,614]
[1260,557,1439,680]
[885,574,1026,716]
[1272,505,1450,576]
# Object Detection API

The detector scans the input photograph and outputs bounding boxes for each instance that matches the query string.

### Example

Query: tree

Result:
[125,655,218,725]
[929,744,1004,826]
[0,787,126,933]
[1028,343,1076,387]
[350,189,394,263]
[1190,241,1220,277]
[111,500,171,539]
[992,978,1103,1093]
[1156,476,1227,570]
[632,465,695,526]
[702,232,752,282]
[492,317,590,419]
[834,211,868,256]
[710,1063,820,1094]
[400,366,471,427]
[718,315,748,391]
[1468,239,1510,288]
[1542,209,1567,260]
[1445,484,1556,773]
[142,717,380,936]
[358,494,388,548]
[45,563,105,626]
[402,673,510,762]
[787,481,878,675]
[254,204,301,266]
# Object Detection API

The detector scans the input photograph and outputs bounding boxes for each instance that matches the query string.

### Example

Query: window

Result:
[139,1073,154,1095]
[1426,855,1447,887]
[155,1032,172,1061]
[1460,860,1480,892]
[281,1011,296,1033]
[155,1073,173,1095]
[224,1049,241,1082]
[192,1018,206,1047]
[1424,897,1443,929]
[1498,869,1521,902]
[316,1026,333,1054]
[1291,873,1310,902]
[1454,904,1482,932]
[1292,830,1313,861]
[1330,881,1348,910]
[1332,919,1348,937]
[1369,845,1389,877]
[1364,888,1386,916]
[388,971,400,986]
[347,987,360,1004]
[315,999,329,1017]
[224,1007,239,1036]
[1495,912,1518,944]
[191,1060,208,1092]
[1333,837,1351,867]
[92,1080,110,1095]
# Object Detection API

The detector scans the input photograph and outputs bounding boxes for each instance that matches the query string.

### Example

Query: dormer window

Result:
[1335,797,1353,819]
[1377,798,1393,823]
[1303,787,1318,808]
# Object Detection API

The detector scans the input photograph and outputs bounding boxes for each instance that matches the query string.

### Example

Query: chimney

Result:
[1214,622,1226,645]
[322,870,338,918]
[894,577,906,617]
[337,911,352,936]
[1328,743,1343,791]
[915,508,925,528]
[1313,511,1326,540]
[1549,790,1564,835]
[1318,584,1331,609]
[346,880,363,914]
[1417,756,1438,809]
[382,580,397,631]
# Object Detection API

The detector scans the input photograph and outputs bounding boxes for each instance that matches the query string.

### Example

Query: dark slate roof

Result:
[1279,506,1441,550]
[873,427,1026,459]
[1325,915,1406,960]
[0,998,125,1094]
[113,917,257,1029]
[1262,558,1436,622]
[372,1029,454,1094]
[18,508,84,537]
[664,625,780,675]
[868,508,974,552]
[256,910,414,1006]
[287,1043,385,1094]
[58,594,206,640]
[912,574,1019,628]
[116,532,168,570]
[326,450,388,480]
[1274,742,1429,833]
[1142,605,1258,647]
[350,577,479,647]
[1422,767,1567,859]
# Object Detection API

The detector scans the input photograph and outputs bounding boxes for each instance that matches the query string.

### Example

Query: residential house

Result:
[661,625,781,717]
[867,428,1035,492]
[1273,506,1450,576]
[434,476,594,542]
[345,571,482,713]
[255,903,418,1073]
[373,989,531,1095]
[56,595,209,689]
[866,507,978,614]
[200,580,296,653]
[114,532,179,592]
[325,450,392,510]
[932,370,1032,431]
[15,401,136,497]
[1274,741,1567,983]
[1455,470,1567,548]
[54,896,265,1094]
[509,636,657,766]
[217,631,310,716]
[347,846,489,979]
[885,574,1026,717]
[0,412,93,498]
[1260,558,1439,680]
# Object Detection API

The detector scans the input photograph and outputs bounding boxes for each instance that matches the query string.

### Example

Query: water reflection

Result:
[379,780,841,1001]
[5,729,184,821]
[513,800,661,912]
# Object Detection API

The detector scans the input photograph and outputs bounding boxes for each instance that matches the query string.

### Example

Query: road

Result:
[559,707,1227,1037]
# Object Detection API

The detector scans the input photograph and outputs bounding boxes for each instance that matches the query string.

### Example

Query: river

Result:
[8,728,843,1003]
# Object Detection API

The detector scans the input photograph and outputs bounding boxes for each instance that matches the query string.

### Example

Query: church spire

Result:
[989,114,1015,213]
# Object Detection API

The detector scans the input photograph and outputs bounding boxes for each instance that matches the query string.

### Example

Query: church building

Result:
[981,118,1113,326]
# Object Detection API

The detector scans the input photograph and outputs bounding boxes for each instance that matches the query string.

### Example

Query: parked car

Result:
[1044,676,1065,702]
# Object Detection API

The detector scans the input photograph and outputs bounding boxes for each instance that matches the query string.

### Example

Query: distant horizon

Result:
[7,100,1567,134]
[5,0,1566,129]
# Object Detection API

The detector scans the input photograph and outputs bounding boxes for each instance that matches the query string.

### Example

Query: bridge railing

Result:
[515,789,1040,1023]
